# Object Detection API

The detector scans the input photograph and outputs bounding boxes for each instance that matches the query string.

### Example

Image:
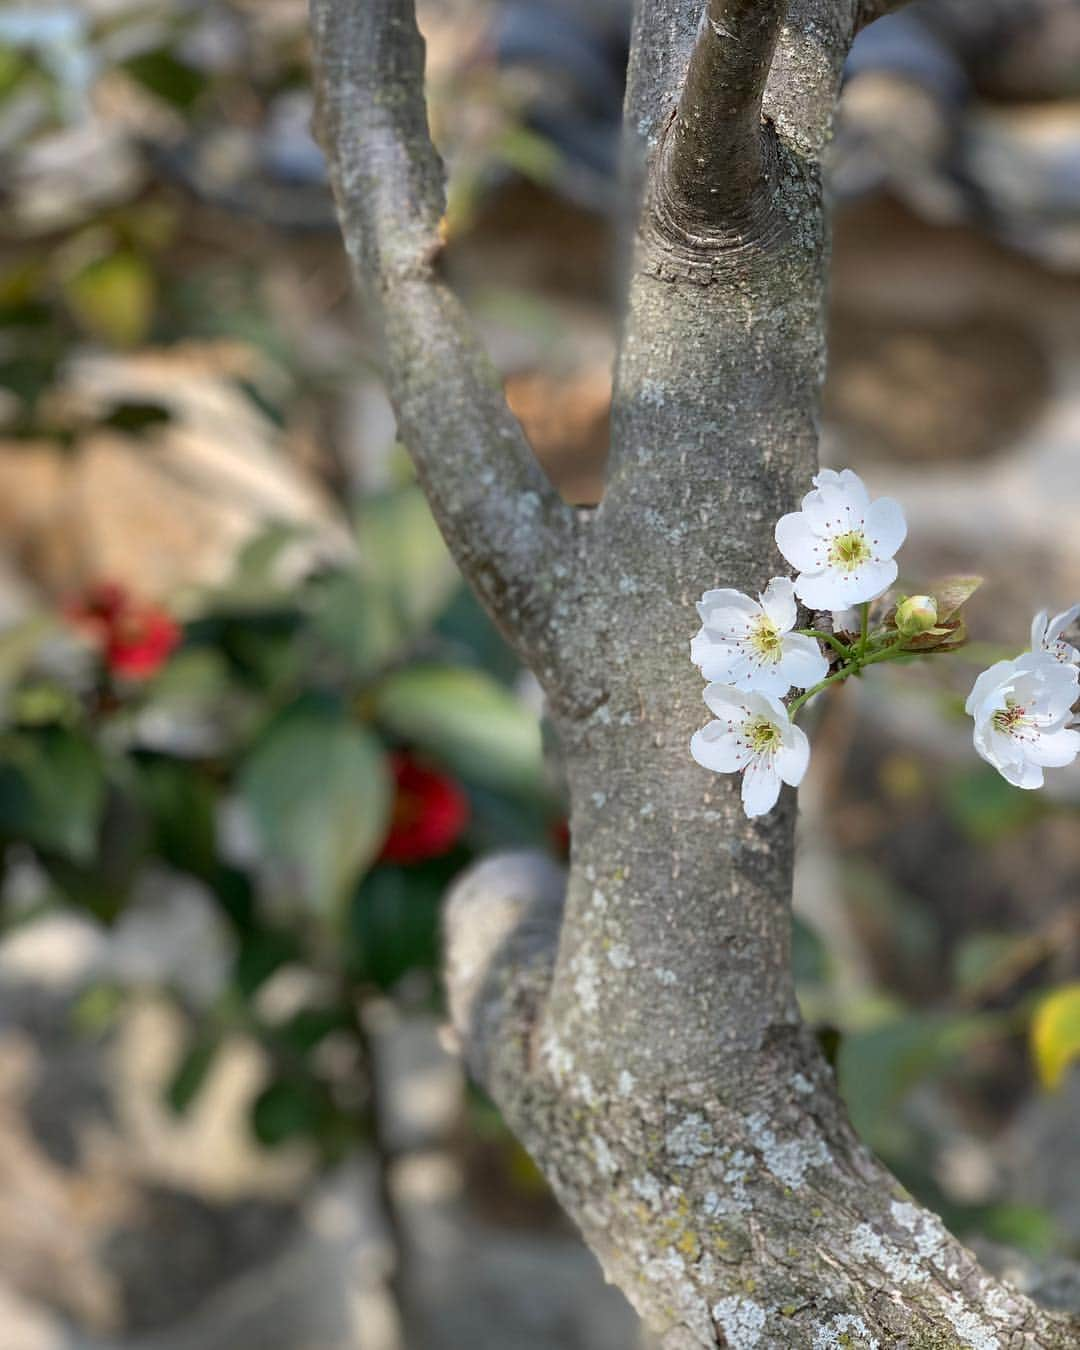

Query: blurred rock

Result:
[0,342,353,604]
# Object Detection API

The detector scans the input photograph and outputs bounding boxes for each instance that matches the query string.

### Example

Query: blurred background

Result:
[0,1,1079,1346]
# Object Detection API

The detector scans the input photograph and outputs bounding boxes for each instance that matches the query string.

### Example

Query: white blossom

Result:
[966,652,1080,789]
[1031,604,1080,667]
[691,685,810,818]
[690,578,829,698]
[775,468,907,610]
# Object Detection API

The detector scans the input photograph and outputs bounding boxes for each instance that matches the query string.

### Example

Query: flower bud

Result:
[895,594,938,638]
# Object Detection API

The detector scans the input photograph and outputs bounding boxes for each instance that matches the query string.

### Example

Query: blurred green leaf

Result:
[1031,983,1080,1091]
[122,49,206,110]
[166,1034,220,1115]
[309,569,400,678]
[374,666,543,796]
[944,767,1043,843]
[355,485,459,636]
[952,932,1020,996]
[71,983,125,1036]
[233,925,299,998]
[838,1011,1004,1153]
[64,252,155,348]
[975,1204,1057,1256]
[251,1077,323,1147]
[0,615,56,691]
[274,1006,350,1054]
[0,727,106,861]
[135,755,218,881]
[792,915,828,987]
[239,696,391,920]
[348,861,451,990]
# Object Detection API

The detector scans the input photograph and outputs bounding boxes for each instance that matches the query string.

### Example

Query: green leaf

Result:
[932,575,983,623]
[1031,983,1080,1090]
[309,569,400,678]
[952,932,1020,996]
[374,666,543,796]
[251,1077,323,1147]
[135,755,218,882]
[166,1035,220,1115]
[792,915,828,987]
[838,1011,1003,1153]
[122,49,206,110]
[65,252,156,348]
[944,767,1044,843]
[355,485,460,636]
[0,727,106,861]
[347,862,449,990]
[238,696,391,920]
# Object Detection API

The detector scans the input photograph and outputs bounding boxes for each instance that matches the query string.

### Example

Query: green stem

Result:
[787,667,855,720]
[858,602,869,659]
[860,635,909,667]
[787,632,911,721]
[794,628,852,660]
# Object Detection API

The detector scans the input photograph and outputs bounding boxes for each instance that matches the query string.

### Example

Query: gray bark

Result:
[309,1,1080,1345]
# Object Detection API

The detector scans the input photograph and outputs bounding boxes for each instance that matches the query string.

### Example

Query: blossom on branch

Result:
[966,652,1080,790]
[690,684,810,819]
[1031,604,1080,667]
[690,577,828,698]
[775,468,906,610]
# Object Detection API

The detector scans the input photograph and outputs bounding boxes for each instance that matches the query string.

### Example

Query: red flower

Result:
[379,752,469,864]
[66,582,181,679]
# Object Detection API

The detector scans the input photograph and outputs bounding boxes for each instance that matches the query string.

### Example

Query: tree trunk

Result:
[309,0,1080,1344]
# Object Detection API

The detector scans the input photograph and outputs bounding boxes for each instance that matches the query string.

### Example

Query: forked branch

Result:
[309,0,578,673]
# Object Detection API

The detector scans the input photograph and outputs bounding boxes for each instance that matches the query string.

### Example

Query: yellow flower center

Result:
[746,716,782,755]
[828,529,872,571]
[992,697,1030,737]
[748,616,783,663]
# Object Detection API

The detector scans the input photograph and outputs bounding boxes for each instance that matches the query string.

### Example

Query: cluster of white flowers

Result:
[690,469,906,818]
[966,606,1080,790]
[689,467,1080,817]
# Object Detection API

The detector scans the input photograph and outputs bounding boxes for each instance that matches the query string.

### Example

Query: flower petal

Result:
[864,496,907,559]
[1026,727,1080,768]
[775,513,826,573]
[741,756,783,817]
[759,577,797,632]
[702,683,753,722]
[996,756,1045,790]
[794,557,897,610]
[690,630,740,669]
[776,724,810,787]
[802,487,864,535]
[965,658,1022,717]
[1030,609,1049,652]
[697,589,758,635]
[702,650,758,688]
[777,634,829,691]
[691,721,749,774]
[1047,603,1080,645]
[812,468,870,505]
[738,661,793,699]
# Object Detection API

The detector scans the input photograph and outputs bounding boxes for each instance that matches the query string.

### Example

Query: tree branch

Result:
[857,0,915,27]
[658,0,789,229]
[308,0,580,677]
